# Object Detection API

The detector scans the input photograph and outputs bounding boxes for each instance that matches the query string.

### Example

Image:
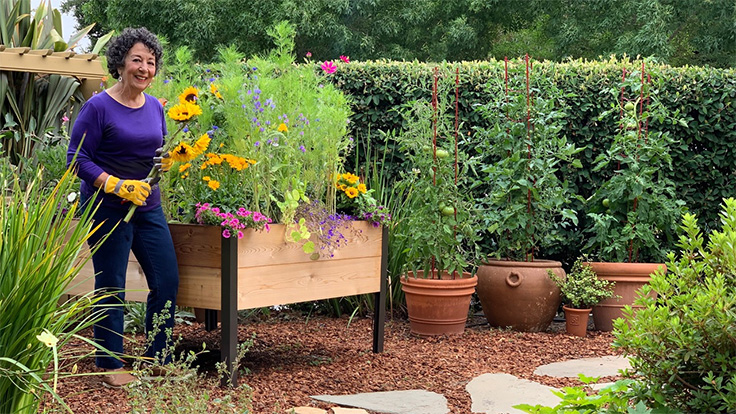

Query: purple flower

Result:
[299,145,306,153]
[163,79,170,84]
[254,141,260,147]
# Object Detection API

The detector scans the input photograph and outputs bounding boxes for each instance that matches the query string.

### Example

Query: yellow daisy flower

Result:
[178,163,191,173]
[277,123,288,133]
[208,180,221,190]
[203,176,211,181]
[345,187,359,199]
[192,133,211,155]
[357,183,367,193]
[170,142,197,162]
[178,86,199,104]
[168,102,202,121]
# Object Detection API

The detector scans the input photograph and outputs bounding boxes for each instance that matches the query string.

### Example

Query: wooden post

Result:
[220,235,238,386]
[372,225,388,353]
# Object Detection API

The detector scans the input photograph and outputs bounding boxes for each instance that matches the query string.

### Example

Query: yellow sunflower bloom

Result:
[357,183,367,193]
[178,163,191,173]
[341,172,359,185]
[277,123,288,133]
[192,133,211,155]
[170,142,197,162]
[168,102,203,121]
[345,187,359,199]
[178,86,199,104]
[209,83,218,94]
[208,180,221,190]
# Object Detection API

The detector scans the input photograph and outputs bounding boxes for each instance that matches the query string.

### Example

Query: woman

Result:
[67,27,176,388]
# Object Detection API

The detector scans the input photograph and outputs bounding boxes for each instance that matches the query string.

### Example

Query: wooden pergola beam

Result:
[0,49,105,78]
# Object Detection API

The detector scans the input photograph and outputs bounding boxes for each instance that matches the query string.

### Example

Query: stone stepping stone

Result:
[533,355,630,378]
[312,389,449,414]
[466,373,560,414]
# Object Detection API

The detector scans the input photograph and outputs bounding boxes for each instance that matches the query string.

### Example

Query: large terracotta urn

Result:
[476,259,563,332]
[587,262,664,331]
[400,270,477,336]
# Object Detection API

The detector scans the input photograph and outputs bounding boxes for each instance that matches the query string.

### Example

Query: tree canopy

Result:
[61,0,735,67]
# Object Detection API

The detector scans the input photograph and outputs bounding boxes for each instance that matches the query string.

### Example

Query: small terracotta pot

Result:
[476,259,563,332]
[400,270,477,336]
[586,262,665,331]
[563,305,591,337]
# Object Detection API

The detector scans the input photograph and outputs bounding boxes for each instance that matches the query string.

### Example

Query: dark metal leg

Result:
[221,235,238,386]
[204,309,218,331]
[373,226,388,353]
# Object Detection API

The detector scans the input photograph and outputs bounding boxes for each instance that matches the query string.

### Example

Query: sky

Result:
[30,0,91,51]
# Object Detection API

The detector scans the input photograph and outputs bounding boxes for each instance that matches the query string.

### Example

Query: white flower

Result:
[67,192,78,203]
[36,330,58,348]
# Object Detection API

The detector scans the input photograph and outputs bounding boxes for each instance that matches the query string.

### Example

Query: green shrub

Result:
[613,198,736,412]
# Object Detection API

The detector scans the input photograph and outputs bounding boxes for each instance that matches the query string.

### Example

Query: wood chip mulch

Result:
[41,312,619,413]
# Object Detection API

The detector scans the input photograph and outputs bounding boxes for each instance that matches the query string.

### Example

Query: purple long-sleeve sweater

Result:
[67,91,167,212]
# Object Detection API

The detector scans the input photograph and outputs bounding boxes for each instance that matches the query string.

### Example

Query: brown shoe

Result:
[101,368,137,388]
[141,364,193,381]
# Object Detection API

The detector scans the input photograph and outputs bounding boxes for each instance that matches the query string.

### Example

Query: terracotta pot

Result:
[476,259,563,332]
[587,262,665,331]
[563,306,591,337]
[400,270,477,336]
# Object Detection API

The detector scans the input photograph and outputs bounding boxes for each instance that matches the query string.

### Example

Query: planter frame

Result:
[68,221,388,385]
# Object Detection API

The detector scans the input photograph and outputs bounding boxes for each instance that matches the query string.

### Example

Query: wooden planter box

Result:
[67,221,388,384]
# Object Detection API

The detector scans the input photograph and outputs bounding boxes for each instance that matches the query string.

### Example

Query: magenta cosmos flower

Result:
[339,55,350,63]
[321,61,336,74]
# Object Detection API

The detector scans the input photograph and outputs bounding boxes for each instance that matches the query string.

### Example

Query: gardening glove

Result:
[103,176,151,206]
[153,147,173,173]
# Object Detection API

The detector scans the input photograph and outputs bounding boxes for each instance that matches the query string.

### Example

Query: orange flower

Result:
[207,180,220,190]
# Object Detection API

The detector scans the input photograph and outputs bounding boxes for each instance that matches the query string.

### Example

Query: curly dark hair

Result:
[106,27,163,79]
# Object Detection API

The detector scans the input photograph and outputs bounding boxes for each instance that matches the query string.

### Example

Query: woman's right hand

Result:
[103,176,151,206]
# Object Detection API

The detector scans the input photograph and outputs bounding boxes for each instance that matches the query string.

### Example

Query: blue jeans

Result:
[86,204,179,369]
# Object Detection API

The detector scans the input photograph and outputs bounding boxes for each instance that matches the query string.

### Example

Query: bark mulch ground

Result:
[42,312,620,413]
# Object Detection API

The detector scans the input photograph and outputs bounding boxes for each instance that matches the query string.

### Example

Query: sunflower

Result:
[170,142,198,162]
[168,102,203,121]
[357,183,367,193]
[341,172,359,185]
[178,86,199,104]
[345,187,359,199]
[192,133,211,155]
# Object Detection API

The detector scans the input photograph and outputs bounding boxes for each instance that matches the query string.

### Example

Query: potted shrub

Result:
[472,57,583,332]
[395,67,481,336]
[548,258,615,337]
[582,62,686,331]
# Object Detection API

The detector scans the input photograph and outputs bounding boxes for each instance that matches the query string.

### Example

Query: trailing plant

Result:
[473,56,582,261]
[613,198,736,412]
[583,62,686,263]
[548,257,615,309]
[396,67,481,279]
[0,165,107,413]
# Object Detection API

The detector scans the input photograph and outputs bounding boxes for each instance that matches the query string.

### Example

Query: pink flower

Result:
[305,51,312,58]
[339,55,350,63]
[61,115,70,124]
[321,61,336,74]
[222,229,231,238]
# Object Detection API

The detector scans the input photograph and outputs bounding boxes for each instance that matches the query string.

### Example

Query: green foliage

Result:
[395,68,480,278]
[473,58,582,261]
[613,198,736,412]
[64,0,734,67]
[149,22,351,224]
[514,375,680,414]
[0,166,106,413]
[583,64,687,263]
[332,58,736,264]
[548,258,615,309]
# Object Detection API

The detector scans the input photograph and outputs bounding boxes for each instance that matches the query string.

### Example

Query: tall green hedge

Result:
[330,58,736,261]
